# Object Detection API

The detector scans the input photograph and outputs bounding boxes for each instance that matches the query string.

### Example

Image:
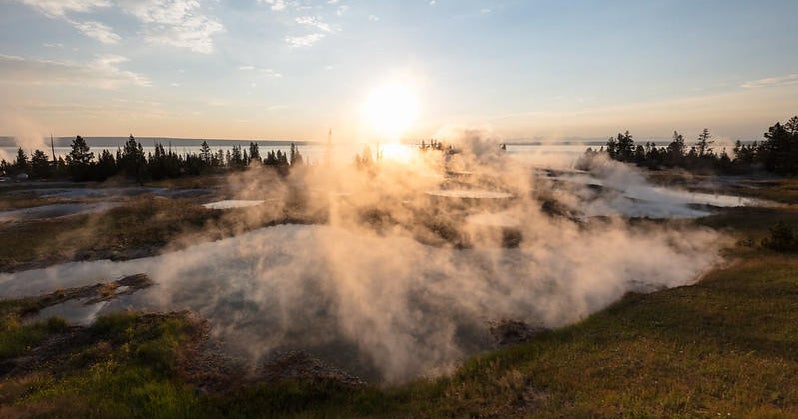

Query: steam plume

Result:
[0,130,728,383]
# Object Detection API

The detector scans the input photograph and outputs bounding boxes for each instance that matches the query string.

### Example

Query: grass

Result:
[731,178,798,204]
[0,313,68,359]
[0,310,203,418]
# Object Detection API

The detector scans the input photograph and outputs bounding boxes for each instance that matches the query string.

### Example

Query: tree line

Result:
[583,116,798,175]
[0,135,304,183]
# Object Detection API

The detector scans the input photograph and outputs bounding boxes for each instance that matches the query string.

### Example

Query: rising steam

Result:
[1,114,49,158]
[0,129,728,383]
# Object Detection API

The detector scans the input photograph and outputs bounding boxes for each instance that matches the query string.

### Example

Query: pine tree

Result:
[617,131,635,161]
[122,134,146,184]
[695,128,714,158]
[97,149,117,180]
[30,149,51,178]
[289,143,303,165]
[200,141,212,165]
[249,142,260,164]
[66,136,95,181]
[667,131,685,163]
[14,147,29,174]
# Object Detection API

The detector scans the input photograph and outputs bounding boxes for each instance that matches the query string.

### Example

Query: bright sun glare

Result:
[362,82,419,141]
[379,143,413,163]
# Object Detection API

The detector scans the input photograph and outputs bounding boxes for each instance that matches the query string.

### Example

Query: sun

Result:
[362,81,419,141]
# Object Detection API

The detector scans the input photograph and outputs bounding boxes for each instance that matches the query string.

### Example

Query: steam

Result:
[0,130,730,384]
[0,114,49,157]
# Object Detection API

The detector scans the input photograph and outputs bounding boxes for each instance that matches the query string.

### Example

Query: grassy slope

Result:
[2,183,798,417]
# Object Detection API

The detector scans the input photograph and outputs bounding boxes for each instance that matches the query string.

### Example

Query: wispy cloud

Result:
[0,53,150,89]
[0,53,24,61]
[16,0,111,18]
[260,68,283,78]
[71,20,121,44]
[259,0,288,11]
[285,33,325,48]
[295,16,334,33]
[335,5,349,16]
[17,0,224,53]
[368,14,379,22]
[239,65,283,78]
[17,0,121,45]
[741,73,798,89]
[118,0,224,54]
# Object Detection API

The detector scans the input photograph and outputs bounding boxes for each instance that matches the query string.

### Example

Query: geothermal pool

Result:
[552,171,773,219]
[203,199,265,209]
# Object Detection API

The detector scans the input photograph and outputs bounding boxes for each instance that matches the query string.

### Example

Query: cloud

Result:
[0,53,24,61]
[16,0,111,18]
[285,33,326,48]
[368,14,379,21]
[0,53,150,89]
[741,73,798,89]
[295,16,333,32]
[335,5,349,16]
[260,68,282,78]
[17,0,120,45]
[238,66,282,77]
[71,20,121,44]
[118,0,223,54]
[259,0,288,11]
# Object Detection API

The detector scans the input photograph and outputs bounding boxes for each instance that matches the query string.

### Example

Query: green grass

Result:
[0,315,68,359]
[0,310,203,418]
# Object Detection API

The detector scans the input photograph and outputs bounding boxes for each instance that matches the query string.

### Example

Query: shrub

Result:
[761,221,798,252]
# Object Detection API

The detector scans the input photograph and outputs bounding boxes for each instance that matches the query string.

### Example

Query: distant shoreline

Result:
[0,137,323,148]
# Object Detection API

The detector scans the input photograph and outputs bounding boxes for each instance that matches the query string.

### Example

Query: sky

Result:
[0,0,797,143]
